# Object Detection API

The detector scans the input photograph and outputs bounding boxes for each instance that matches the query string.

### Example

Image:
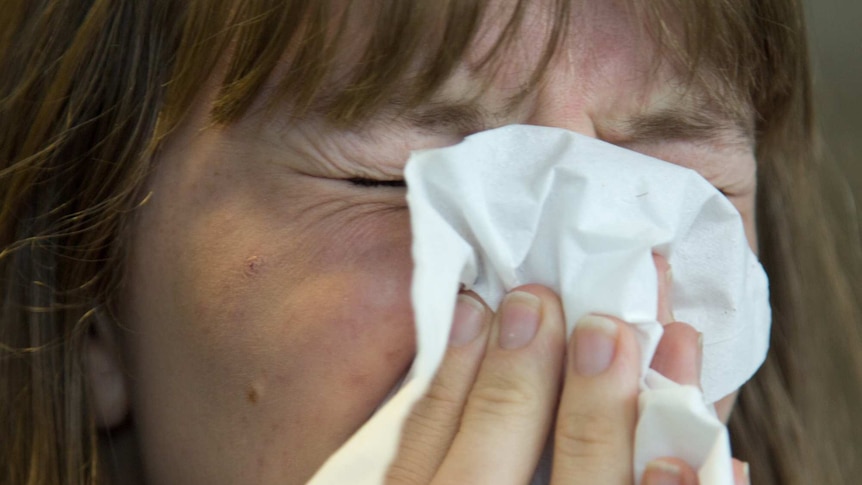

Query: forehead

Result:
[164,0,753,135]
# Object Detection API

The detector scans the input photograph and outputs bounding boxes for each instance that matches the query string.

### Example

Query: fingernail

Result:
[498,291,541,349]
[449,294,485,347]
[666,266,673,286]
[742,462,750,485]
[573,315,618,376]
[644,460,682,485]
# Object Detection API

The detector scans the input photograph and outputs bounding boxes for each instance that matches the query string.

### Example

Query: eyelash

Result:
[344,178,731,198]
[347,177,407,188]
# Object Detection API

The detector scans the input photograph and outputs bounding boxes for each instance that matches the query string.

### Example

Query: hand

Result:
[386,256,751,485]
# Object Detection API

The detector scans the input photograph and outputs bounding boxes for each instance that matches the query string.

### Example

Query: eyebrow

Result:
[401,102,491,134]
[619,103,753,145]
[341,88,752,146]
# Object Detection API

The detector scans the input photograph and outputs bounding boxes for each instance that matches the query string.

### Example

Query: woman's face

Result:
[119,2,758,484]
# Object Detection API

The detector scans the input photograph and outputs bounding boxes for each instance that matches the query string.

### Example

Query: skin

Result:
[87,1,756,484]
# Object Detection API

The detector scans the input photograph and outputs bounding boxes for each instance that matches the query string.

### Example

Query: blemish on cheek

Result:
[246,384,262,404]
[244,255,264,277]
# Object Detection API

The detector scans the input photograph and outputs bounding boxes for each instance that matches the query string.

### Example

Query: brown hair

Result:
[2,1,860,484]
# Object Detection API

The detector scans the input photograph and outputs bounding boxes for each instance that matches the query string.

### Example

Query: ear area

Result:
[84,309,130,429]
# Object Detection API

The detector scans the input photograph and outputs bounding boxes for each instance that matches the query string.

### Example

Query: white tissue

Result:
[307,124,771,485]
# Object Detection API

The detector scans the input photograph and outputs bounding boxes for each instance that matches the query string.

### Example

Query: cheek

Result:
[256,231,417,408]
[742,209,759,255]
[125,166,416,483]
[227,251,416,479]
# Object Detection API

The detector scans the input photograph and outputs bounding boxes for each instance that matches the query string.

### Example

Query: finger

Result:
[641,458,699,485]
[649,321,702,387]
[551,315,641,485]
[432,285,566,485]
[387,292,492,485]
[654,253,674,325]
[652,254,703,387]
[732,459,751,485]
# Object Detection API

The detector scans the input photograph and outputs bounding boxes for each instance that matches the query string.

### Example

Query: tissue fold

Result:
[308,124,770,485]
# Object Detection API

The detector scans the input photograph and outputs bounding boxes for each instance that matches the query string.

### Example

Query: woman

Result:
[2,1,861,484]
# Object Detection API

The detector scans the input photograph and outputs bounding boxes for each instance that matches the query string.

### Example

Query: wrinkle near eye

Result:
[299,199,411,267]
[289,187,407,232]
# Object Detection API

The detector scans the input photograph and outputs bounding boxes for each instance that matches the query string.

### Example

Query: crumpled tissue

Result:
[308,124,771,485]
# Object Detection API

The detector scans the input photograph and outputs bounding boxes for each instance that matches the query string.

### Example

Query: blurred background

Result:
[805,0,862,216]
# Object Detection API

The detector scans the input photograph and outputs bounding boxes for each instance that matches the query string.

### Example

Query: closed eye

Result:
[347,177,407,188]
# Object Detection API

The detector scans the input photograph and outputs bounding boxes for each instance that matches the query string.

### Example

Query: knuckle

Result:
[466,372,541,421]
[423,377,463,410]
[554,409,619,460]
[406,386,462,440]
[405,405,458,442]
